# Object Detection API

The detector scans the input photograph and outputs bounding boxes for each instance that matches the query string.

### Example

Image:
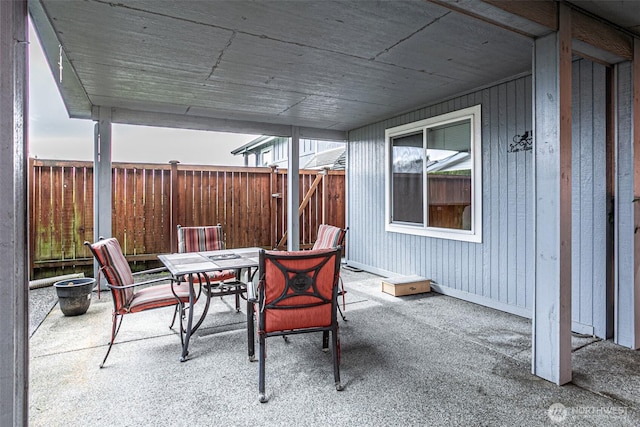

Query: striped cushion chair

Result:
[312,224,348,321]
[312,224,347,250]
[176,225,244,311]
[177,224,227,253]
[85,237,192,368]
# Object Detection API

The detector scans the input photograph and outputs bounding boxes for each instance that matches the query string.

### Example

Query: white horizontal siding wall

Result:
[348,61,608,320]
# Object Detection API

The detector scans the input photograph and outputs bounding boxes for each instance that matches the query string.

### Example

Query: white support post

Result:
[93,107,113,285]
[633,39,640,348]
[532,4,573,385]
[614,39,640,349]
[288,126,300,251]
[0,1,28,424]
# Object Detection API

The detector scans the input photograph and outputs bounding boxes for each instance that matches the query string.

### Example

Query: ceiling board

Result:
[31,0,638,135]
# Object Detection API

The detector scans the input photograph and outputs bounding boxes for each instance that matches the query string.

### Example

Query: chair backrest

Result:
[177,225,226,253]
[258,247,341,333]
[312,224,347,250]
[85,238,134,310]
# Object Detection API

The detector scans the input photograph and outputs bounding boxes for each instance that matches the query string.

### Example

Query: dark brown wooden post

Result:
[169,160,180,253]
[270,165,278,249]
[321,167,329,225]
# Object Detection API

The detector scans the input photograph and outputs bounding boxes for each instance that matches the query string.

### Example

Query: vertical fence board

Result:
[160,168,170,253]
[134,167,146,255]
[50,165,63,260]
[112,168,123,249]
[60,167,72,260]
[42,165,53,260]
[144,169,160,254]
[204,170,213,227]
[125,168,136,255]
[225,170,234,244]
[79,165,93,254]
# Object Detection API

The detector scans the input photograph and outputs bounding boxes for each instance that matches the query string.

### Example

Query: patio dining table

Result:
[158,247,261,362]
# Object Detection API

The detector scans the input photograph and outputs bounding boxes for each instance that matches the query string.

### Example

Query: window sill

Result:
[386,222,482,243]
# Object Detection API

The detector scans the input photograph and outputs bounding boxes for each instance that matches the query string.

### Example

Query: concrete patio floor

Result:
[29,268,640,426]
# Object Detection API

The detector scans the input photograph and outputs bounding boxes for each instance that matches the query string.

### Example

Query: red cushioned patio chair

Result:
[85,237,193,368]
[176,224,246,311]
[254,247,344,403]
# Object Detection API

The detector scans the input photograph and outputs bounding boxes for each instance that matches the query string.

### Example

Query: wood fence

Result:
[29,159,345,279]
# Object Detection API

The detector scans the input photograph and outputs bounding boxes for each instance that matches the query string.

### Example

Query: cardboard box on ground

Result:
[381,275,431,297]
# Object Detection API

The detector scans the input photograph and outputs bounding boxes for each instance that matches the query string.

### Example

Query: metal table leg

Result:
[181,273,212,362]
[180,274,195,361]
[247,299,255,361]
[191,273,212,333]
[246,266,258,362]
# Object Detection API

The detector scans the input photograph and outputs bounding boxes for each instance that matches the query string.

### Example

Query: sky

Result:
[28,22,258,166]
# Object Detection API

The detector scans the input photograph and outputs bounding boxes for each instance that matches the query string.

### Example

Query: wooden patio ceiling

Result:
[29,0,640,140]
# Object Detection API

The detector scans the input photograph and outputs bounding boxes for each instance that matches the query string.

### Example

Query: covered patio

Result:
[28,268,640,425]
[3,1,640,424]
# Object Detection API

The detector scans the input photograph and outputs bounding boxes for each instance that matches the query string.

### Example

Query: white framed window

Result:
[384,105,482,243]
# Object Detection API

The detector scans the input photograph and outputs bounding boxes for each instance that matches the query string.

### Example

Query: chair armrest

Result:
[106,276,172,290]
[247,278,259,302]
[247,282,257,302]
[131,266,169,276]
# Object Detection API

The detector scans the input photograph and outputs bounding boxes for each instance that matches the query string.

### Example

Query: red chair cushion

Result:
[264,306,331,332]
[186,269,236,284]
[127,283,191,314]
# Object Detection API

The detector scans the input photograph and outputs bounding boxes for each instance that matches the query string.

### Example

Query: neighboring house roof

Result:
[230,136,277,155]
[231,136,346,169]
[304,147,346,170]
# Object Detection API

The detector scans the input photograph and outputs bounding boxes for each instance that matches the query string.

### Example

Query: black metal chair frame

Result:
[253,247,344,403]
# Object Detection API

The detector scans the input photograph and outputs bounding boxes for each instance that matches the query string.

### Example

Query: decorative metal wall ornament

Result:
[509,130,533,153]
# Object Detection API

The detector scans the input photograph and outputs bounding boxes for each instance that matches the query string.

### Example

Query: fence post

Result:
[321,167,329,225]
[169,160,180,253]
[270,165,278,249]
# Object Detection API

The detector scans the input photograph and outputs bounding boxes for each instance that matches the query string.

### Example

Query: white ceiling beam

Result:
[94,107,348,141]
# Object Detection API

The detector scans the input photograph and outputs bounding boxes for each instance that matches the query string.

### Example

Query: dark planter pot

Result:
[53,278,96,316]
